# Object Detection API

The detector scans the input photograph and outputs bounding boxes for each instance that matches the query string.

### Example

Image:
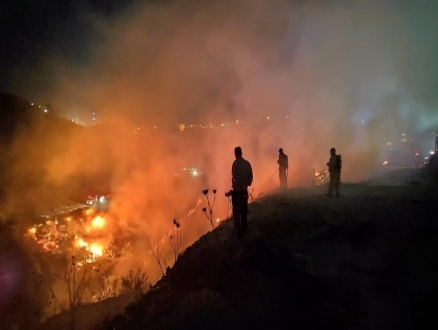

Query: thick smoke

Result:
[9,0,438,265]
[34,0,438,179]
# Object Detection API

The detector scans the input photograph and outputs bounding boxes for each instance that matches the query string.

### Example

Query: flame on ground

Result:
[91,215,105,229]
[89,243,104,257]
[26,207,115,266]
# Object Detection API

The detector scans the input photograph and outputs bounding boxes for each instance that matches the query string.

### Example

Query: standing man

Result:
[326,147,342,198]
[277,148,289,189]
[231,146,253,236]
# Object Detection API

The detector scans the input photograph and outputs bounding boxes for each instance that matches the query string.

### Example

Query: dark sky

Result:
[0,0,135,93]
[1,0,438,137]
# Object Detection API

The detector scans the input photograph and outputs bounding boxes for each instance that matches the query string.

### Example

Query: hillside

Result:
[90,171,438,330]
[0,92,82,144]
[0,93,106,215]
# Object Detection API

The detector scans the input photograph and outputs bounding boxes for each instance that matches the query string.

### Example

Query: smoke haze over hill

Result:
[2,0,438,244]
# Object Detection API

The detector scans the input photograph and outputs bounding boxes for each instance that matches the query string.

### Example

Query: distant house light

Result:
[44,109,48,113]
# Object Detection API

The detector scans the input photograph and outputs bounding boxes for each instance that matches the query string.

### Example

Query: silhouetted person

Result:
[326,147,342,198]
[277,148,288,189]
[231,146,253,236]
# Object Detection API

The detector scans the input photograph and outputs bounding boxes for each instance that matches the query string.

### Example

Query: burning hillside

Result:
[26,206,120,266]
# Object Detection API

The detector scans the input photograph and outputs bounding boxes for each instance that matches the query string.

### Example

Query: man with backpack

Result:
[326,148,342,198]
[231,146,253,236]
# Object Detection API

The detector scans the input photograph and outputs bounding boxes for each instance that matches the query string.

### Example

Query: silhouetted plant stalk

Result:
[146,235,167,279]
[88,263,114,300]
[54,255,89,330]
[165,218,181,263]
[202,189,217,229]
[121,267,149,292]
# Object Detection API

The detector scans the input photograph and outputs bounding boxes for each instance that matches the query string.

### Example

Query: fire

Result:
[26,206,117,266]
[90,243,103,257]
[313,168,327,185]
[91,215,106,229]
[76,239,88,248]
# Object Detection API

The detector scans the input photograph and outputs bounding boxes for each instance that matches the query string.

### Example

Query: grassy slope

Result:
[101,176,438,330]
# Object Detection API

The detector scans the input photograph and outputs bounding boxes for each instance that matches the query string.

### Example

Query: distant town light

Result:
[44,109,48,113]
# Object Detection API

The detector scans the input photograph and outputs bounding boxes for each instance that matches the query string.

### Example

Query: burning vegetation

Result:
[313,168,328,185]
[26,206,120,266]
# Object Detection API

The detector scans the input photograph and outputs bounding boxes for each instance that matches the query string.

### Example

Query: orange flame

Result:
[76,238,88,248]
[90,243,103,257]
[91,215,105,229]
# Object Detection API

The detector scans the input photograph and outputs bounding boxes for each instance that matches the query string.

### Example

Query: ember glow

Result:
[76,238,88,248]
[91,215,105,229]
[89,243,104,257]
[26,206,117,266]
[313,169,328,185]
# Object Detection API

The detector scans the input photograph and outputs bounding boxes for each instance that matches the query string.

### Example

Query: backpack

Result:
[336,155,342,170]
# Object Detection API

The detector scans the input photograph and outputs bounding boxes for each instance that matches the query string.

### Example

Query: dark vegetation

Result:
[102,173,438,330]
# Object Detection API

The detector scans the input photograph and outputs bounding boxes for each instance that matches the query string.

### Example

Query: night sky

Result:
[0,0,135,93]
[1,0,438,135]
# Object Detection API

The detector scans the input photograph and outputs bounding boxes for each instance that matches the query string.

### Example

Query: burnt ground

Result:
[99,172,438,330]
